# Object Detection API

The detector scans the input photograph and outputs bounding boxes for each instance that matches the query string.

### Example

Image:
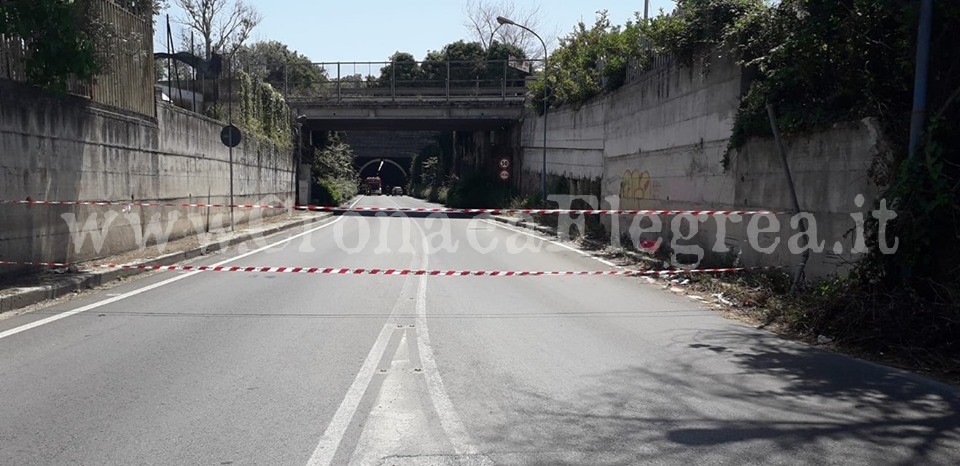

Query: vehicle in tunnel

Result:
[362,176,382,195]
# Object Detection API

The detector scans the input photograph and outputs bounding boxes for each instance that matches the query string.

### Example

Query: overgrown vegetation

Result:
[310,132,358,206]
[0,0,158,91]
[527,11,648,111]
[445,171,513,209]
[235,40,328,97]
[375,40,528,89]
[716,0,957,365]
[223,69,292,148]
[535,1,960,366]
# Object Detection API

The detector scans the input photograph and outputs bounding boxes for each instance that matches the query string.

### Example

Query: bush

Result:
[444,172,512,208]
[529,11,651,112]
[313,177,357,207]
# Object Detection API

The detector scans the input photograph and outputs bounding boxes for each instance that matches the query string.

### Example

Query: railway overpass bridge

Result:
[288,60,532,131]
[288,60,535,192]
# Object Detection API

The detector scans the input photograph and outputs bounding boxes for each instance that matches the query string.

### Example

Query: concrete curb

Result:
[491,215,660,267]
[0,213,332,314]
[490,215,557,237]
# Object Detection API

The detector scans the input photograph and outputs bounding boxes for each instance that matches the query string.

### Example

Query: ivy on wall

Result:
[231,69,292,149]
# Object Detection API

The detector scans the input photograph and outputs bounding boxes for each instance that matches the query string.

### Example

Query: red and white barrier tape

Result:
[0,260,71,268]
[296,206,787,216]
[0,199,786,216]
[0,199,288,209]
[0,260,785,276]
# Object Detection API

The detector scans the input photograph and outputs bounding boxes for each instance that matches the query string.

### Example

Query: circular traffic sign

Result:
[498,157,511,169]
[498,169,510,181]
[220,125,242,148]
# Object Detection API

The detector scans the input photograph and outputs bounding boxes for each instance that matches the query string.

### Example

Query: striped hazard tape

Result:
[0,199,787,216]
[0,260,786,276]
[0,199,288,209]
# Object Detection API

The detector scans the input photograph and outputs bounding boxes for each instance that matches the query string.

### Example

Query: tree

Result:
[173,0,261,59]
[234,40,327,97]
[419,40,526,88]
[1,0,161,90]
[463,0,553,60]
[312,132,356,182]
[377,52,421,87]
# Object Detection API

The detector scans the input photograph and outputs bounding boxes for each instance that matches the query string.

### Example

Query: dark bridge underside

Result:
[296,99,524,131]
[305,118,517,131]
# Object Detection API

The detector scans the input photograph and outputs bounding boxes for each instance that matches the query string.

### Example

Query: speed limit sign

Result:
[498,157,511,169]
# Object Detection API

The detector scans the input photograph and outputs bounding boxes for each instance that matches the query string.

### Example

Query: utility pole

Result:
[497,16,549,204]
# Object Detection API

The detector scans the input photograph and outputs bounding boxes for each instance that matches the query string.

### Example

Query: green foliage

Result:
[649,0,763,65]
[407,139,445,197]
[529,1,766,111]
[232,69,292,149]
[445,171,512,209]
[310,132,358,206]
[720,0,960,360]
[377,42,528,89]
[313,177,358,207]
[723,0,960,307]
[528,10,655,112]
[0,0,111,91]
[728,0,916,149]
[378,52,421,87]
[507,192,541,210]
[235,40,327,97]
[311,132,357,181]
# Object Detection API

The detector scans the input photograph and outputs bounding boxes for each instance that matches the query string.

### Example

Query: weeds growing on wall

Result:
[537,0,960,363]
[232,70,292,149]
[528,1,763,112]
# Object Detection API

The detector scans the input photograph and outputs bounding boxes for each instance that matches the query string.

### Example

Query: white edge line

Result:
[0,197,362,341]
[305,322,396,466]
[405,200,479,456]
[482,219,621,268]
[307,197,417,465]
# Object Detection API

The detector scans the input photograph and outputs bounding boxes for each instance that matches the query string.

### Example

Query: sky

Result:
[155,1,677,63]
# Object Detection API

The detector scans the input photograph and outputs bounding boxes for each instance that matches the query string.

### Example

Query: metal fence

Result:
[0,0,155,117]
[283,60,540,103]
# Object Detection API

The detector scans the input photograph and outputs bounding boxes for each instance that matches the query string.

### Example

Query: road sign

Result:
[508,56,533,73]
[498,157,511,169]
[220,125,242,148]
[499,169,510,181]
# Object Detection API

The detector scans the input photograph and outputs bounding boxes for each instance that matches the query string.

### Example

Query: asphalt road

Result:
[0,195,958,465]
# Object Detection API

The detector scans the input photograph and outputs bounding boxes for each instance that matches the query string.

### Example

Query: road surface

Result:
[1,195,958,465]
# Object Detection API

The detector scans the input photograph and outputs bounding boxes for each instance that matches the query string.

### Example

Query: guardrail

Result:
[281,59,539,103]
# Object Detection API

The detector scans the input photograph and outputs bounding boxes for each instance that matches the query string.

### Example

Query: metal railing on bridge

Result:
[276,59,540,104]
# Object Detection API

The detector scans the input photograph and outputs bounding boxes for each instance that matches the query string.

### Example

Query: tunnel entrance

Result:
[357,158,408,192]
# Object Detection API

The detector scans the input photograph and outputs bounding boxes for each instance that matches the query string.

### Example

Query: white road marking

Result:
[307,203,419,466]
[384,198,480,456]
[400,199,481,457]
[483,219,621,268]
[413,259,481,457]
[305,322,400,466]
[0,198,362,341]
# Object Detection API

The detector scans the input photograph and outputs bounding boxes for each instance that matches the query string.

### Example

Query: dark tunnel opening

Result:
[358,159,408,193]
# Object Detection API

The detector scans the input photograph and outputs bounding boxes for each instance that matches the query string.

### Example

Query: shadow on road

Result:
[471,330,960,464]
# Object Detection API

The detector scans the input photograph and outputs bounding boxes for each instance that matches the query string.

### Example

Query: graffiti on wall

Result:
[620,169,652,201]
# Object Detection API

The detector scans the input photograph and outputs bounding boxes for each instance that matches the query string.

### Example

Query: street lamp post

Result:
[497,16,548,204]
[295,114,308,206]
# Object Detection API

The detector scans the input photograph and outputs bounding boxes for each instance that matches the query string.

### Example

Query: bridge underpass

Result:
[291,60,531,196]
[356,157,408,191]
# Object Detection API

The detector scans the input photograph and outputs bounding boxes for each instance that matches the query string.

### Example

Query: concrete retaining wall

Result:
[519,54,883,278]
[0,81,294,270]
